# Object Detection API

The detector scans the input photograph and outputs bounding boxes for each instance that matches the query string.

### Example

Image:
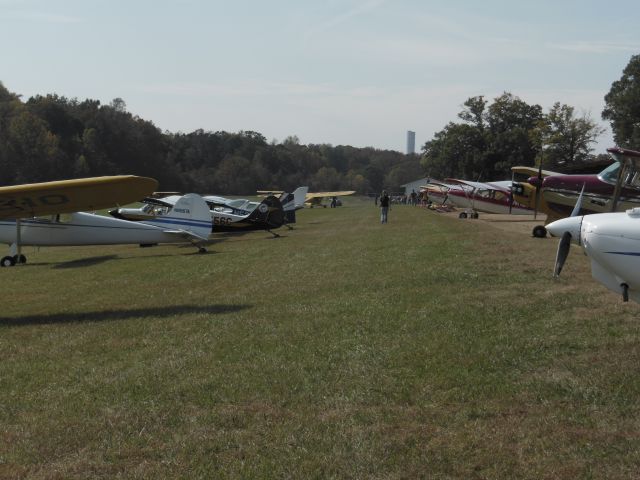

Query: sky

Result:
[1,0,639,154]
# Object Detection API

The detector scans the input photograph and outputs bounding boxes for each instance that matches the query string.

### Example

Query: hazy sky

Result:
[1,0,639,153]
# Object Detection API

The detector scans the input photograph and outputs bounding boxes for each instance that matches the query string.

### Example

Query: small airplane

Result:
[546,148,640,303]
[112,193,289,237]
[512,147,640,237]
[0,193,212,266]
[547,207,640,303]
[423,178,532,218]
[304,190,355,208]
[0,175,158,266]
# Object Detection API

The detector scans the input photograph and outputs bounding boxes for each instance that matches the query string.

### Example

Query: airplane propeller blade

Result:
[569,183,585,217]
[553,231,572,277]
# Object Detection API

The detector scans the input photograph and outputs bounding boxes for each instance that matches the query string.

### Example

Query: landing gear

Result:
[622,283,629,302]
[459,212,467,219]
[532,225,547,238]
[198,247,207,254]
[471,212,479,219]
[1,254,27,267]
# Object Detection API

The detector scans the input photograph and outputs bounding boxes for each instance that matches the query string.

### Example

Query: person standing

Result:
[379,190,390,224]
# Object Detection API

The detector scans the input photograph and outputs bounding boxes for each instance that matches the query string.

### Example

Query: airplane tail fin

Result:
[248,195,284,229]
[279,186,308,223]
[146,193,212,240]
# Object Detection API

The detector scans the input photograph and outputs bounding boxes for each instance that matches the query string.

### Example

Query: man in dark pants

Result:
[379,190,390,224]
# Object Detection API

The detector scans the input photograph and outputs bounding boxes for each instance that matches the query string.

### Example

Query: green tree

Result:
[537,102,604,168]
[602,54,640,149]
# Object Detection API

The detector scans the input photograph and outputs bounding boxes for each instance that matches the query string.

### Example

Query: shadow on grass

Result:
[0,304,251,326]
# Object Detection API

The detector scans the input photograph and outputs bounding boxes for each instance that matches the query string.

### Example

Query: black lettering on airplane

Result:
[0,194,70,212]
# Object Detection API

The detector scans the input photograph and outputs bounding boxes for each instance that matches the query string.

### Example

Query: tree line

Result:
[1,54,640,192]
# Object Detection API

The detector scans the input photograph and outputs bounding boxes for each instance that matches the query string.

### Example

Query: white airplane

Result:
[547,208,640,303]
[0,193,212,266]
[424,178,532,218]
[111,187,308,236]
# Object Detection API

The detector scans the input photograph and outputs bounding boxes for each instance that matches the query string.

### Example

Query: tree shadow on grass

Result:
[0,304,251,326]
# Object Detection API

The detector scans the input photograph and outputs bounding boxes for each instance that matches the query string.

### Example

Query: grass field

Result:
[2,197,640,479]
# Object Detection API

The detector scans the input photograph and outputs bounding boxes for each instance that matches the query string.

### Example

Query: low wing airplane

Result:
[545,148,640,303]
[547,208,640,303]
[0,175,158,266]
[0,193,211,266]
[112,194,288,237]
[424,178,531,218]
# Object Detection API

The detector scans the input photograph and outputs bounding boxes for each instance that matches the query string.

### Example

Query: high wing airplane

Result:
[304,190,355,208]
[0,193,211,266]
[0,175,158,266]
[424,178,532,218]
[257,186,342,209]
[0,175,158,220]
[112,193,288,237]
[512,148,640,237]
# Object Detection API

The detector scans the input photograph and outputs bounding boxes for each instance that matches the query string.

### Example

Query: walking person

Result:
[379,190,390,224]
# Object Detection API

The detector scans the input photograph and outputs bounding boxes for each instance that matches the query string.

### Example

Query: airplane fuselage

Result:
[0,213,198,246]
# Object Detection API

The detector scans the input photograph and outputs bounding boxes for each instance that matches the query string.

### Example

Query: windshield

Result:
[598,162,620,184]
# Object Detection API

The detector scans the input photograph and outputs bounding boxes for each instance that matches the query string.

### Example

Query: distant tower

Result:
[406,130,416,154]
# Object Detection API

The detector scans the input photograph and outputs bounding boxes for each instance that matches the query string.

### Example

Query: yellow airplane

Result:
[510,166,560,236]
[258,189,355,208]
[0,175,158,264]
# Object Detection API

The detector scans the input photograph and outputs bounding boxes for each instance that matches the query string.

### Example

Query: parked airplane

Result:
[0,175,158,220]
[547,208,640,303]
[512,147,640,237]
[0,175,158,266]
[0,193,211,266]
[424,179,532,218]
[112,194,287,237]
[257,186,343,209]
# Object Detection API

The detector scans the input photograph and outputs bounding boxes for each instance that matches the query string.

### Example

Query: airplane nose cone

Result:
[546,216,583,245]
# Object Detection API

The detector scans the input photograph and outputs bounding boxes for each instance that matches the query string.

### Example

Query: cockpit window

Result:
[598,162,620,184]
[599,160,640,189]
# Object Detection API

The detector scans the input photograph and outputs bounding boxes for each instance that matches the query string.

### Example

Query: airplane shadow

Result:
[0,304,251,327]
[53,255,120,269]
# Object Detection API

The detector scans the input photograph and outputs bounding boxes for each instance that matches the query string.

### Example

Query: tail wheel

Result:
[1,256,16,267]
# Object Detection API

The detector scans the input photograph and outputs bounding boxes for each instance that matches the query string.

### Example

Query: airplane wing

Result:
[444,178,495,191]
[0,175,158,220]
[511,166,560,177]
[305,191,356,200]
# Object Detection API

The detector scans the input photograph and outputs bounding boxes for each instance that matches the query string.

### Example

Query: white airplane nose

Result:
[546,216,583,245]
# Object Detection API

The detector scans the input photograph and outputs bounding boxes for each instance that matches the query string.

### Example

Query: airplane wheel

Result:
[198,247,207,254]
[471,212,479,219]
[13,254,26,264]
[532,225,547,238]
[1,255,16,267]
[459,212,468,219]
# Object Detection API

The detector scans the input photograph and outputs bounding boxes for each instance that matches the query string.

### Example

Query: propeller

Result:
[553,231,572,277]
[552,183,585,278]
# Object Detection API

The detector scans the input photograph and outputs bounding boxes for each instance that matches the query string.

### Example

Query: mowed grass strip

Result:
[1,198,640,479]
